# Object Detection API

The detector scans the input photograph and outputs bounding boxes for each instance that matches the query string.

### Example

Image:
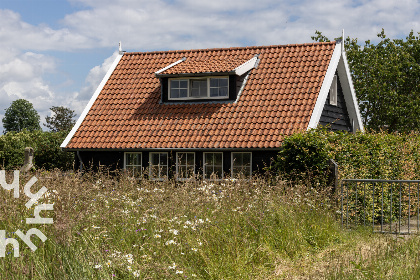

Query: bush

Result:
[0,130,74,170]
[271,128,332,186]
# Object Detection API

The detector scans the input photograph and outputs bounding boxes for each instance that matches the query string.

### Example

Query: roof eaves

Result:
[60,52,124,149]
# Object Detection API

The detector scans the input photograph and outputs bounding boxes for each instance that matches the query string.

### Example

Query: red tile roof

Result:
[65,42,336,150]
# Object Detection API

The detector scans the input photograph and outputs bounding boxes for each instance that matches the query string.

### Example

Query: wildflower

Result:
[165,240,177,245]
[169,229,179,235]
[133,270,140,277]
[92,225,100,229]
[191,248,198,252]
[168,263,176,269]
[176,270,183,274]
[154,234,161,238]
[106,260,112,267]
[127,265,132,271]
[94,264,102,269]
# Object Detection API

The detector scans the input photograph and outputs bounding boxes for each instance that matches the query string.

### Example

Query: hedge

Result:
[0,130,74,170]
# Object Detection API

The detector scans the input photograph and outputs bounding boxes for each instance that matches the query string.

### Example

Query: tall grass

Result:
[0,170,419,279]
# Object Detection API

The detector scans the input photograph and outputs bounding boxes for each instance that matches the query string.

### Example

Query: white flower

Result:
[165,240,177,245]
[176,270,183,274]
[191,248,198,252]
[127,265,132,271]
[94,264,102,269]
[168,263,177,270]
[169,229,179,235]
[133,270,141,277]
[154,234,161,238]
[106,260,112,267]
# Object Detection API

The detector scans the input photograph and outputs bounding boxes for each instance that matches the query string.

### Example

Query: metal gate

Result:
[341,179,420,234]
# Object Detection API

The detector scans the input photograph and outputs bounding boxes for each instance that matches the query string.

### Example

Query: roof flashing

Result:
[234,54,259,76]
[155,57,187,75]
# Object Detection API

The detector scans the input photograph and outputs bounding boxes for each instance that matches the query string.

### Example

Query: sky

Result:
[0,0,419,134]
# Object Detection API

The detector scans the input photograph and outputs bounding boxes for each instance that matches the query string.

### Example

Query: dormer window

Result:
[169,77,229,100]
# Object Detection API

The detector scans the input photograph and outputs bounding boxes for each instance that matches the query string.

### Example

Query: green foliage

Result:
[313,30,420,133]
[272,129,331,184]
[0,130,74,170]
[44,106,76,132]
[2,99,41,133]
[273,129,420,181]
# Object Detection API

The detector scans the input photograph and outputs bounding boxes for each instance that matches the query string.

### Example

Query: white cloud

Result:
[1,0,420,133]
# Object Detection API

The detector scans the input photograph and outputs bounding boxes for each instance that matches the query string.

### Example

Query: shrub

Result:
[0,130,74,170]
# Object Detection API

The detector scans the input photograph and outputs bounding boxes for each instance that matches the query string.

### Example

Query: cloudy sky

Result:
[0,0,419,133]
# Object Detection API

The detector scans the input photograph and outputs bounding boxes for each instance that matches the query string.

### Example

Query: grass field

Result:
[0,170,419,279]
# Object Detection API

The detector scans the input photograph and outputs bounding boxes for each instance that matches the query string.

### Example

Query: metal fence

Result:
[341,179,420,234]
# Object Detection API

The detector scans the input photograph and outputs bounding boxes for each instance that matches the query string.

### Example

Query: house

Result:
[61,40,363,179]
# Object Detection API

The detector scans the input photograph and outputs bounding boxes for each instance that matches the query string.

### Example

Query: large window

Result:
[169,77,228,100]
[176,152,195,180]
[231,152,252,178]
[204,152,223,179]
[149,152,168,180]
[124,152,142,177]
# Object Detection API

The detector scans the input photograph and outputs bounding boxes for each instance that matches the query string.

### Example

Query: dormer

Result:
[155,55,259,103]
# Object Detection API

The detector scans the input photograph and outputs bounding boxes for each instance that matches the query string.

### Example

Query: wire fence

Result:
[341,179,420,235]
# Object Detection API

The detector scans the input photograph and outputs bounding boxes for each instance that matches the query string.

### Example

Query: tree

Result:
[312,30,420,133]
[44,106,76,132]
[2,99,41,133]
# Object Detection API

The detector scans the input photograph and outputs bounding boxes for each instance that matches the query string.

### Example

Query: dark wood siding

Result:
[318,73,353,132]
[75,149,279,178]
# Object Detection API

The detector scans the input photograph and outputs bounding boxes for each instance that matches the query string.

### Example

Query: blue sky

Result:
[0,0,419,133]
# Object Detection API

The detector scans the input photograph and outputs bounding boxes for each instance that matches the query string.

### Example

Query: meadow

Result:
[0,170,420,279]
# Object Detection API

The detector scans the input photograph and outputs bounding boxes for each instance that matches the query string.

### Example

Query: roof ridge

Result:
[124,41,337,55]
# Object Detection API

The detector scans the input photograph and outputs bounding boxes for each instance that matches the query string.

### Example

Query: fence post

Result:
[20,147,34,173]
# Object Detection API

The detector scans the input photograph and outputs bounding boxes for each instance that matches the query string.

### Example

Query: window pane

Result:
[190,79,207,97]
[170,80,179,88]
[210,88,218,97]
[219,87,228,97]
[215,153,223,165]
[161,166,168,177]
[205,153,213,166]
[180,80,188,88]
[177,153,186,166]
[213,166,223,178]
[170,89,179,98]
[187,153,194,166]
[210,78,218,87]
[160,153,167,166]
[152,153,160,165]
[220,78,228,87]
[243,153,251,166]
[180,89,188,98]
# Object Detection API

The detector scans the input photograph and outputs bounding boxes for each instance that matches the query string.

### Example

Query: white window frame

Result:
[231,152,252,178]
[168,76,229,100]
[124,152,142,178]
[149,152,168,180]
[176,152,196,180]
[203,152,224,180]
[329,74,338,106]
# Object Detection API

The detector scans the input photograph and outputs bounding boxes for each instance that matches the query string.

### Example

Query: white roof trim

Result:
[307,42,364,132]
[60,52,124,149]
[234,55,259,76]
[307,43,342,129]
[155,57,187,75]
[340,51,364,132]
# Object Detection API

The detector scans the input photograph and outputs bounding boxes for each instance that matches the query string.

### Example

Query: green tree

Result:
[44,106,76,132]
[312,30,420,133]
[2,99,41,133]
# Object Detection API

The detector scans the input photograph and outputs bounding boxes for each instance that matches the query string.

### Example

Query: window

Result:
[329,75,337,106]
[204,152,223,179]
[149,152,168,180]
[124,152,142,177]
[231,152,252,178]
[176,152,195,180]
[169,77,229,100]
